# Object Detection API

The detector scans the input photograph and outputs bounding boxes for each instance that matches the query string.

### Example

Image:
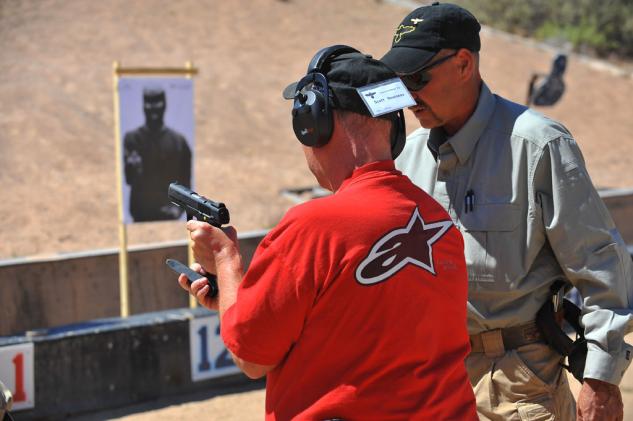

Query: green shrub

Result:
[452,0,633,60]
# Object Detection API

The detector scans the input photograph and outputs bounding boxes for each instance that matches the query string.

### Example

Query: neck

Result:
[443,79,482,136]
[320,121,391,192]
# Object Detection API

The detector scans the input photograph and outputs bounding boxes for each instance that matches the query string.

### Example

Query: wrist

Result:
[215,249,243,317]
[584,378,618,389]
[216,246,243,273]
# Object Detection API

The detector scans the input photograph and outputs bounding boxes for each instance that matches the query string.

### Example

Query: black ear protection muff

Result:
[291,44,407,158]
[292,45,359,148]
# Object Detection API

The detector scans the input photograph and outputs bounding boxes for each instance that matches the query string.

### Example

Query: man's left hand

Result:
[577,378,623,421]
[177,262,218,310]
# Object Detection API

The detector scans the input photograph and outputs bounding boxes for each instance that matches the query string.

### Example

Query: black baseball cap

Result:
[282,50,398,117]
[381,2,481,74]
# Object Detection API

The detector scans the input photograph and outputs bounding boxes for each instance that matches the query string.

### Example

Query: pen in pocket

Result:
[465,189,475,213]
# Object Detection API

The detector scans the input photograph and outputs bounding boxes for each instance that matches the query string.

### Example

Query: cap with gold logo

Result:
[381,2,481,74]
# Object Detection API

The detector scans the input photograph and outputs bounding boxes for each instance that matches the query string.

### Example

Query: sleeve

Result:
[220,224,318,366]
[534,135,633,384]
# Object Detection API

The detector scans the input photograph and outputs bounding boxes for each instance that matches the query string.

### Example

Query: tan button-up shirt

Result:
[396,82,633,384]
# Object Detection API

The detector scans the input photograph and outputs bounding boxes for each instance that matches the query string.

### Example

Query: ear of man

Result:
[449,48,474,81]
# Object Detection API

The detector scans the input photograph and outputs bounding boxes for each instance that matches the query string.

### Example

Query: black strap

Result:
[536,280,587,383]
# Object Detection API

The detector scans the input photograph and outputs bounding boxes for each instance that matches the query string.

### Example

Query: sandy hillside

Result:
[0,0,632,261]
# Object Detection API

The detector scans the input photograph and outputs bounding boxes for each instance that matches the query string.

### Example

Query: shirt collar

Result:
[447,82,496,164]
[427,127,448,160]
[338,160,396,192]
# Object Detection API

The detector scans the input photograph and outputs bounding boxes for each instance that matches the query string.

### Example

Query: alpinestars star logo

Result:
[355,208,453,285]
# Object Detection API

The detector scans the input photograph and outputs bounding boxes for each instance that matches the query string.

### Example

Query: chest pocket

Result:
[458,203,522,288]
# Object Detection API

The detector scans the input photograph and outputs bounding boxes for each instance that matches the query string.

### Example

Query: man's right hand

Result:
[186,220,241,277]
[577,378,623,421]
[185,220,244,317]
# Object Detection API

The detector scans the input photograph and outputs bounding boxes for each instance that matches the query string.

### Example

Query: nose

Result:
[408,92,425,109]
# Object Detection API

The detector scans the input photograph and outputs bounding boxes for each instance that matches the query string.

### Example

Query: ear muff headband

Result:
[307,45,360,74]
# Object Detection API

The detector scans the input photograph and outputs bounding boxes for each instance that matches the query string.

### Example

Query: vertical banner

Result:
[118,77,196,224]
[0,343,34,411]
[189,315,240,381]
[113,64,198,317]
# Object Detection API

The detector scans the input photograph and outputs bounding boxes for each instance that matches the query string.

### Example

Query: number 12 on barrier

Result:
[0,343,35,411]
[189,315,240,381]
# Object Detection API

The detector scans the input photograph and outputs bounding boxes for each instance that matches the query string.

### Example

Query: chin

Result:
[418,114,444,129]
[410,110,434,128]
[416,119,440,130]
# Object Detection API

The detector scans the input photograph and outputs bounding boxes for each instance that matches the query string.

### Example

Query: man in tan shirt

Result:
[381,3,633,420]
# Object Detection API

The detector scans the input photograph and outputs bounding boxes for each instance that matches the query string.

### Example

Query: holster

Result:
[535,282,588,383]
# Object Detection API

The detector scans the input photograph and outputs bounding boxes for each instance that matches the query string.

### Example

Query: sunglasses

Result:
[399,52,458,91]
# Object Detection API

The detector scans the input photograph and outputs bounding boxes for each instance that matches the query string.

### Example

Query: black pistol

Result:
[168,182,230,227]
[167,182,230,298]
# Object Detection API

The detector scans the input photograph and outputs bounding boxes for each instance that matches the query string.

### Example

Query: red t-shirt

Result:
[222,161,477,420]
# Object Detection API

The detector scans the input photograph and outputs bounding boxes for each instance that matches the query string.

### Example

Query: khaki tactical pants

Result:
[466,335,577,420]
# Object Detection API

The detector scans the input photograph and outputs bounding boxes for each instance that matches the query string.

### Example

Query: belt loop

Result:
[481,329,505,358]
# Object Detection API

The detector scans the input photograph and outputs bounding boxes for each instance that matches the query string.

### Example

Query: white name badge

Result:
[356,78,416,117]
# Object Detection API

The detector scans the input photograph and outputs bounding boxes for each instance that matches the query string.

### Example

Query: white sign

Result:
[356,77,416,117]
[189,314,240,382]
[118,77,195,224]
[0,343,34,411]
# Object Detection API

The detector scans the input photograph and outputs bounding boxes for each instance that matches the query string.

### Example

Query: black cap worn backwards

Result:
[282,51,398,117]
[381,2,481,75]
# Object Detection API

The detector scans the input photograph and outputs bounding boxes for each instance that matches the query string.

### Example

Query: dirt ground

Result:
[2,0,633,419]
[70,366,633,420]
[68,363,633,420]
[70,338,633,420]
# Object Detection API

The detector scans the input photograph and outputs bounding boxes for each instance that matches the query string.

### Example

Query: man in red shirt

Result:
[180,45,477,420]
